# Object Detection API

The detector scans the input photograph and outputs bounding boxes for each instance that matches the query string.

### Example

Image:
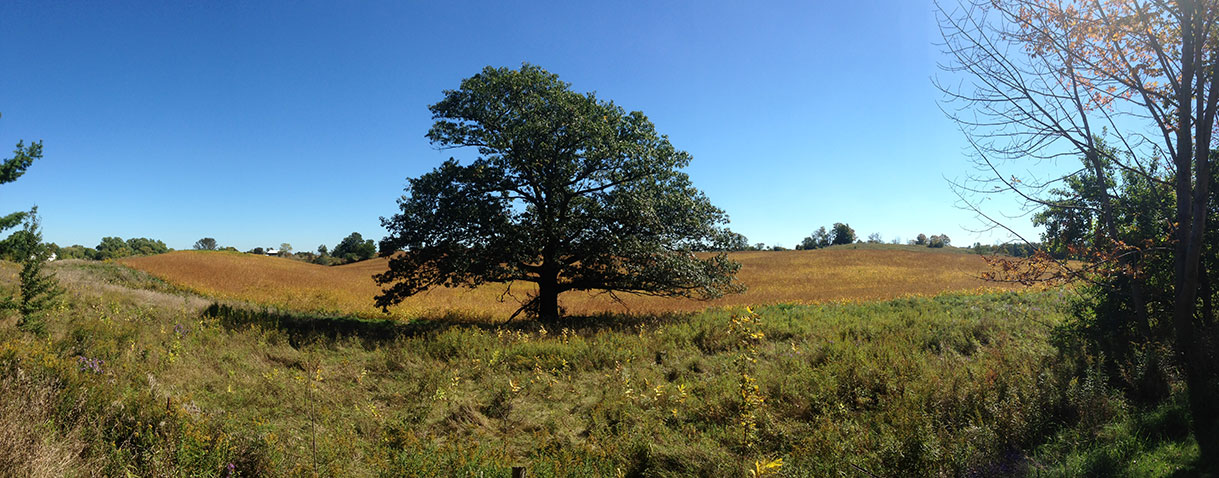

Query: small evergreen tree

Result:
[5,209,61,335]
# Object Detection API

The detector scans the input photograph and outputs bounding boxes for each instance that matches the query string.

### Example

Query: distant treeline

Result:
[702,223,957,252]
[965,242,1044,258]
[46,237,174,261]
[32,231,381,266]
[700,223,1045,258]
[33,230,1045,264]
[297,232,377,266]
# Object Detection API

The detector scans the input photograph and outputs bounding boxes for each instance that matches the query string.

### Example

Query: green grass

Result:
[1032,396,1201,477]
[0,261,1201,476]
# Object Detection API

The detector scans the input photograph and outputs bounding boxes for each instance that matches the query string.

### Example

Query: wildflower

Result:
[77,356,103,374]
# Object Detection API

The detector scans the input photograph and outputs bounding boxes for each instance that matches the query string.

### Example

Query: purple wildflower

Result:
[77,356,103,374]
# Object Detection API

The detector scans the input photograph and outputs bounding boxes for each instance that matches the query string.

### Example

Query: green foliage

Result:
[0,139,39,184]
[704,229,751,252]
[331,232,375,263]
[1033,396,1199,477]
[797,223,855,249]
[193,237,217,251]
[830,222,856,245]
[969,242,1041,258]
[927,234,951,248]
[0,134,42,235]
[58,237,169,261]
[125,237,169,256]
[377,64,742,320]
[0,118,58,333]
[95,236,132,260]
[4,210,62,335]
[1033,143,1189,404]
[798,226,831,250]
[53,244,99,260]
[0,229,36,262]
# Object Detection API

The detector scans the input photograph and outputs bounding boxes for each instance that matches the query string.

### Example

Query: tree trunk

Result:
[536,258,562,322]
[536,277,561,322]
[1170,6,1219,469]
[1175,298,1219,471]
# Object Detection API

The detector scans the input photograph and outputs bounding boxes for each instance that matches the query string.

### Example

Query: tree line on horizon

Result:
[35,231,380,266]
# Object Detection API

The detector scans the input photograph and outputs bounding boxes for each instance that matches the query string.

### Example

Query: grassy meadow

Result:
[0,252,1200,477]
[119,246,1019,321]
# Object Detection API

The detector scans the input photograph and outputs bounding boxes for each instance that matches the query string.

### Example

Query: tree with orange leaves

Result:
[938,0,1219,468]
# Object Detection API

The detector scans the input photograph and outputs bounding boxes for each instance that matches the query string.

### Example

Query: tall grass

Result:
[121,248,1023,321]
[2,260,1170,476]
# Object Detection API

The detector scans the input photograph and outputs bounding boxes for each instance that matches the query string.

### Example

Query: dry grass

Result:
[0,363,96,477]
[120,247,1025,320]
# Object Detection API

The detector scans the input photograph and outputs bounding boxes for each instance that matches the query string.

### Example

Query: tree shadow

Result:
[203,302,696,348]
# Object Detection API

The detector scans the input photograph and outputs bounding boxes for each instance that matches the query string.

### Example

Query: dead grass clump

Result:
[0,367,96,477]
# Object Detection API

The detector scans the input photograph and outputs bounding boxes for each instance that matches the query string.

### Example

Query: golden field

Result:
[120,246,1024,320]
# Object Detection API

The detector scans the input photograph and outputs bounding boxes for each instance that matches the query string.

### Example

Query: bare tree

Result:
[937,0,1219,464]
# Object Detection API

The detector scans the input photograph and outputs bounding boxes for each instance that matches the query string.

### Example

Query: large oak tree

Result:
[376,65,742,321]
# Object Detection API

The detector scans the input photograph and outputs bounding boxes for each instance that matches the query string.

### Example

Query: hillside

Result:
[120,248,1023,320]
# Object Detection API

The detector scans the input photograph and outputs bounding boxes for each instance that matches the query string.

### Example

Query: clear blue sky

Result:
[0,0,1038,251]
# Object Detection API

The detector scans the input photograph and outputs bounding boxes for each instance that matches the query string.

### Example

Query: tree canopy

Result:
[331,232,375,263]
[0,138,40,233]
[798,227,831,250]
[796,223,855,249]
[830,223,856,245]
[376,64,742,320]
[125,237,169,256]
[193,237,217,251]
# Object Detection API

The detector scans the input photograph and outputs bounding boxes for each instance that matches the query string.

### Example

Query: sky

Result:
[0,0,1042,252]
